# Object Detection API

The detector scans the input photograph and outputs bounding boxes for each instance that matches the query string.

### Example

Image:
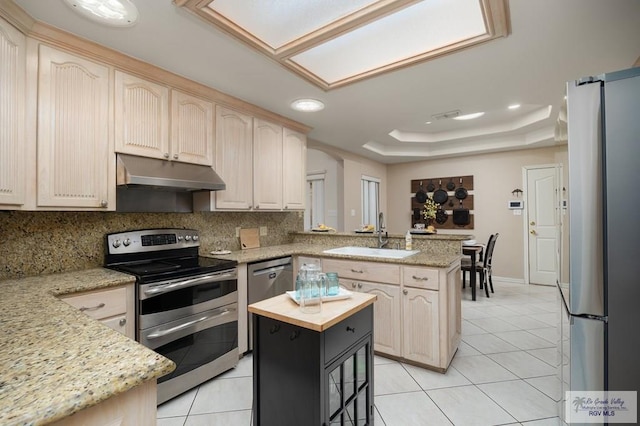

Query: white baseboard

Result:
[492,276,526,285]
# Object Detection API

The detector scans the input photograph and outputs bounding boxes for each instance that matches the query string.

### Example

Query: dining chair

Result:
[462,233,498,297]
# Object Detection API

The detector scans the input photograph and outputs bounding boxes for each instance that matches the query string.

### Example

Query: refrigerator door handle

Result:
[556,281,608,322]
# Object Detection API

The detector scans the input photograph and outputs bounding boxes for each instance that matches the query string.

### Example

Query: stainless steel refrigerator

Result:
[558,67,640,424]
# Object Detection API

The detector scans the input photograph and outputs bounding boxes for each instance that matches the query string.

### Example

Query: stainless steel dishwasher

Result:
[247,256,293,350]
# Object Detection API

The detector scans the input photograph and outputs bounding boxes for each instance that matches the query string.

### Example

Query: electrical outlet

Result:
[235,227,241,237]
[259,226,267,236]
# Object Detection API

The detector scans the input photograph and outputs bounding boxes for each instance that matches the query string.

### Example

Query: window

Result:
[306,173,325,229]
[361,176,380,228]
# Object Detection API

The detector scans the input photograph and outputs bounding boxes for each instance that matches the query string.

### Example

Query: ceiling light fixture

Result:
[452,112,485,120]
[63,0,139,27]
[290,98,325,112]
[508,104,521,110]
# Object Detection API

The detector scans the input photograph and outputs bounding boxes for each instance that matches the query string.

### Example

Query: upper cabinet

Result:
[0,16,26,208]
[253,118,283,210]
[170,90,214,166]
[115,71,214,166]
[283,128,307,210]
[114,71,169,160]
[214,105,253,209]
[196,110,307,212]
[37,45,113,210]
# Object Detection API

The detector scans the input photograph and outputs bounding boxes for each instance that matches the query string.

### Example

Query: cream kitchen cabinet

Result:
[170,89,214,166]
[401,263,461,370]
[0,16,27,209]
[37,45,114,210]
[322,259,402,356]
[213,105,254,209]
[253,118,283,210]
[195,110,307,212]
[115,70,170,160]
[115,73,214,166]
[50,379,156,426]
[341,277,402,357]
[61,284,135,339]
[283,128,307,210]
[322,257,460,371]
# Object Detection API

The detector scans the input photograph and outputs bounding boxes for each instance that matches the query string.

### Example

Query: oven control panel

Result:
[106,229,199,254]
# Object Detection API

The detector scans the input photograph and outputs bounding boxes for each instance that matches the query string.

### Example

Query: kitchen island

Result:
[249,292,376,426]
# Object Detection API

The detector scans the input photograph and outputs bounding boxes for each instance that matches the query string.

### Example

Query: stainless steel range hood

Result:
[116,154,225,191]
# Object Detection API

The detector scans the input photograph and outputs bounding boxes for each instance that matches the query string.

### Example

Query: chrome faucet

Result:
[377,212,389,248]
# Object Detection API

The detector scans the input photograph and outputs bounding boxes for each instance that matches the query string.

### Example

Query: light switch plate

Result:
[259,226,267,236]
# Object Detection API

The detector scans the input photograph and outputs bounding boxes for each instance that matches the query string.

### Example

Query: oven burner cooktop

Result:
[104,229,237,284]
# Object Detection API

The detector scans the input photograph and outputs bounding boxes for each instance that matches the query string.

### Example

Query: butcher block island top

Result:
[248,292,377,332]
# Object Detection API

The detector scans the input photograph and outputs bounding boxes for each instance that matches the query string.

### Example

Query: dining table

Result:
[463,244,484,301]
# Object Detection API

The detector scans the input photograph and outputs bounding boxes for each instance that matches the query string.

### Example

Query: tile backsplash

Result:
[0,211,302,279]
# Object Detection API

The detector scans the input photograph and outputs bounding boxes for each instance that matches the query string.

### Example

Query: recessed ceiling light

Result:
[63,0,139,27]
[425,121,432,125]
[290,98,325,112]
[452,112,485,120]
[508,104,521,110]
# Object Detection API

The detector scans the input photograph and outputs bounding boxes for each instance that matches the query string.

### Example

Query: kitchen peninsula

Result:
[213,230,468,372]
[249,292,376,426]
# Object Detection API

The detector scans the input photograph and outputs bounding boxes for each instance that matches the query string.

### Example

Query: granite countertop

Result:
[0,269,175,426]
[202,242,462,268]
[248,292,376,332]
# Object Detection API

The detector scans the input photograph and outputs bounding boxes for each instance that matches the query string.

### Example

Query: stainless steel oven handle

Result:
[146,308,235,340]
[144,270,237,296]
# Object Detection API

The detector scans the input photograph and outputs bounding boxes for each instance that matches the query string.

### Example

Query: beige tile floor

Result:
[158,281,564,425]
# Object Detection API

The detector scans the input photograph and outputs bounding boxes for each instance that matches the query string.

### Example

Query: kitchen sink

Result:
[322,246,419,259]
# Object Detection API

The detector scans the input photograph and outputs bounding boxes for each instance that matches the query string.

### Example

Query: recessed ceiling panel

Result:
[181,0,509,90]
[289,0,486,84]
[206,0,378,49]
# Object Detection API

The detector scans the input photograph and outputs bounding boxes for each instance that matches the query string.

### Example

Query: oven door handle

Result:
[146,308,235,340]
[144,270,237,297]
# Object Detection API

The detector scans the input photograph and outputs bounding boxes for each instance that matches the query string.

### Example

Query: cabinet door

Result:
[115,70,169,160]
[282,128,306,210]
[253,118,283,210]
[0,17,26,207]
[215,106,253,209]
[341,278,402,357]
[402,287,440,366]
[37,45,112,209]
[170,90,213,165]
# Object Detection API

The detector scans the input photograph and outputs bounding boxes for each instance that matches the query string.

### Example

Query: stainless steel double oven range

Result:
[105,228,238,404]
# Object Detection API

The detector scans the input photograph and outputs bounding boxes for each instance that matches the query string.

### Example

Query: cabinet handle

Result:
[403,290,408,295]
[346,326,356,333]
[173,154,179,160]
[119,318,126,327]
[351,269,364,274]
[79,302,105,312]
[290,330,300,341]
[351,283,357,289]
[412,275,429,281]
[100,200,108,208]
[357,283,362,289]
[164,153,170,159]
[269,324,281,334]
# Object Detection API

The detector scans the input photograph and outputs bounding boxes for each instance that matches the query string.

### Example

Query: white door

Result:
[305,174,325,229]
[526,166,560,285]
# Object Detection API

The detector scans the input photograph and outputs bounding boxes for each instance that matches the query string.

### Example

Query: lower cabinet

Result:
[323,258,461,371]
[50,379,157,426]
[253,305,374,426]
[60,284,135,339]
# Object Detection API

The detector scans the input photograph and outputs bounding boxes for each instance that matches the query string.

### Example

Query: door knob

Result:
[530,230,536,235]
[530,221,536,226]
